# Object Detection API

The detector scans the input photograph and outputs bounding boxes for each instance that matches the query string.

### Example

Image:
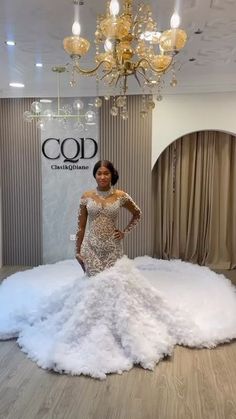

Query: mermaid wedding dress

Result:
[0,191,236,379]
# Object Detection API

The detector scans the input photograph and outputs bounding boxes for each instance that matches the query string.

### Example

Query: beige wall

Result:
[152,92,236,167]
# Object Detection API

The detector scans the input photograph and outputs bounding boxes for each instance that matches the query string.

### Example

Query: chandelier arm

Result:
[136,69,151,83]
[100,69,113,81]
[136,58,172,74]
[73,60,113,76]
[102,72,119,86]
[134,72,142,88]
[115,74,121,87]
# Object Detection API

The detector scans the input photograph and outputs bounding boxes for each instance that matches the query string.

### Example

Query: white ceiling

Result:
[0,0,236,98]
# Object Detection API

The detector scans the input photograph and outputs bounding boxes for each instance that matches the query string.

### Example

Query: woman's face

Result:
[95,166,112,189]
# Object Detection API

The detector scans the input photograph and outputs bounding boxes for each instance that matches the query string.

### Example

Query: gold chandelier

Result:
[63,0,187,118]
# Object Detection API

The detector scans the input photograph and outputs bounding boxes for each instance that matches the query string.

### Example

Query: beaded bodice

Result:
[81,195,127,225]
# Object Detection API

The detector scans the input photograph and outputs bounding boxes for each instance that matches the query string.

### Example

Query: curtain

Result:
[153,131,236,269]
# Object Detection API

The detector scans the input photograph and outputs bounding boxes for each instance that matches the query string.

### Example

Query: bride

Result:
[75,160,141,276]
[0,160,236,380]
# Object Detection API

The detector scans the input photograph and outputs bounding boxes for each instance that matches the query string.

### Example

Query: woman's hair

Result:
[93,160,119,186]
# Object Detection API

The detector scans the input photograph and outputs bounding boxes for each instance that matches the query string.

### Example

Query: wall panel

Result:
[100,95,153,258]
[0,98,42,265]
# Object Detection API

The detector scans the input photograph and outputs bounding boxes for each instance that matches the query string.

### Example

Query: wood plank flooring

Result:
[0,266,236,419]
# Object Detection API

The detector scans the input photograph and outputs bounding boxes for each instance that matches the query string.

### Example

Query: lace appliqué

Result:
[75,198,87,255]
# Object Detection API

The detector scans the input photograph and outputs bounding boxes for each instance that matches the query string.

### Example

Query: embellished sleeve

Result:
[120,193,142,234]
[75,196,88,255]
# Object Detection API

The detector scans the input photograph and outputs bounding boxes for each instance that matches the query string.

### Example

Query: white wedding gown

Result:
[0,256,236,379]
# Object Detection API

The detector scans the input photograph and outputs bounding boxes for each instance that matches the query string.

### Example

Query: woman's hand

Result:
[114,229,125,241]
[76,253,86,272]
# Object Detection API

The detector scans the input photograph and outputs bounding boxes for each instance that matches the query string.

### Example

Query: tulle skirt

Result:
[0,256,235,379]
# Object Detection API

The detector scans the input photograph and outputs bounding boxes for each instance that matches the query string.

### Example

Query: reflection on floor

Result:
[0,266,32,283]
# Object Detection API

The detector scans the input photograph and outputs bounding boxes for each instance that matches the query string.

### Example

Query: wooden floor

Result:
[0,266,236,419]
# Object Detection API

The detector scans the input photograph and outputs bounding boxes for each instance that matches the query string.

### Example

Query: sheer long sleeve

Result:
[75,198,88,255]
[120,193,142,234]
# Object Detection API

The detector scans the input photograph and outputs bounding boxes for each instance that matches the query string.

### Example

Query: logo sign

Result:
[42,137,98,170]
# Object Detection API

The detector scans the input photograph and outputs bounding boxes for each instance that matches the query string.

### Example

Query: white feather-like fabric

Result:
[0,256,235,379]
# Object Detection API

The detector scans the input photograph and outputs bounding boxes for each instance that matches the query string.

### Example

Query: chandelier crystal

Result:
[63,0,187,118]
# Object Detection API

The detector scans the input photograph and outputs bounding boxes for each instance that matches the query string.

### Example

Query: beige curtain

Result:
[153,131,236,269]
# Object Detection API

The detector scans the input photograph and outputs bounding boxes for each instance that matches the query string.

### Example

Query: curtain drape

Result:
[153,131,236,269]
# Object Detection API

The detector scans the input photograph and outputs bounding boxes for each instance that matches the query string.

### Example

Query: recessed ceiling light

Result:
[36,63,43,67]
[5,40,16,46]
[9,82,25,88]
[40,99,52,103]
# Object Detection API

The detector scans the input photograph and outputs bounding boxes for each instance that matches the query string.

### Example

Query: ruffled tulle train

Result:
[0,256,235,379]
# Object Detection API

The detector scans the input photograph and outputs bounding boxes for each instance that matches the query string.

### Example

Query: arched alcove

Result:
[152,92,236,168]
[152,130,236,269]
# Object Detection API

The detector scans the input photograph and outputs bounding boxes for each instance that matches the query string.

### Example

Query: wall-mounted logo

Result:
[42,137,98,170]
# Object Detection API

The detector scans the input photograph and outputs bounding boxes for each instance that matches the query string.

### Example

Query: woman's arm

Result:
[75,196,88,269]
[121,193,142,234]
[114,192,141,240]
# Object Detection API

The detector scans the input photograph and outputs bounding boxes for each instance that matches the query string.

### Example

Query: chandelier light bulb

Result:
[109,0,120,16]
[170,12,180,29]
[104,38,113,52]
[72,21,81,36]
[73,99,84,110]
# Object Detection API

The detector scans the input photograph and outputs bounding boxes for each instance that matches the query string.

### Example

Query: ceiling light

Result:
[36,63,43,68]
[63,0,187,119]
[5,40,16,46]
[23,66,97,129]
[9,82,25,88]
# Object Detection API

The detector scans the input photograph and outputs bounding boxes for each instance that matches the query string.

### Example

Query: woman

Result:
[0,161,236,379]
[75,160,141,276]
